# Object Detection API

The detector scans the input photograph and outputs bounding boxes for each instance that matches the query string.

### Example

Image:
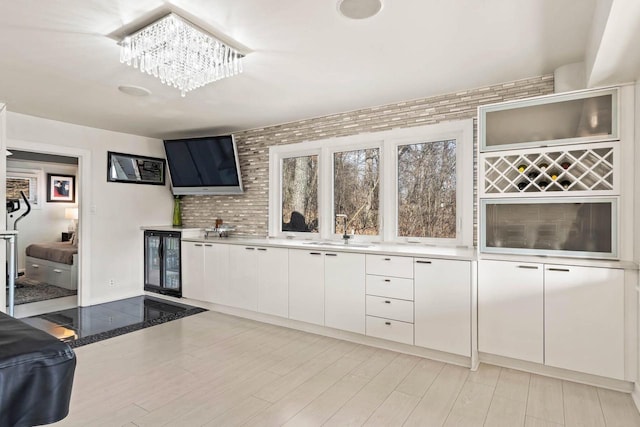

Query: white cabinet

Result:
[365,254,415,345]
[289,250,325,326]
[181,242,205,301]
[257,247,289,317]
[226,245,259,311]
[324,252,365,334]
[545,265,624,379]
[204,243,229,304]
[478,260,544,363]
[414,258,471,357]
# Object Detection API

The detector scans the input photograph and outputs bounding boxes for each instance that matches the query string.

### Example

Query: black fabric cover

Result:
[0,312,76,427]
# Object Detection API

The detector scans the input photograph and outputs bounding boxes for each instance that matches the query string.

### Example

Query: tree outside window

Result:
[397,140,457,238]
[333,148,379,235]
[282,155,318,233]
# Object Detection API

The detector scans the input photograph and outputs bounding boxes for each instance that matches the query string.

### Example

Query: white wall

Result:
[5,112,173,306]
[0,104,6,312]
[7,159,78,270]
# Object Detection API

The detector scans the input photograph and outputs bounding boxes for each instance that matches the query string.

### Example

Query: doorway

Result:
[6,150,79,316]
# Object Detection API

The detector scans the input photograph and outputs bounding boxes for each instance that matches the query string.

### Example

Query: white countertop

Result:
[178,235,640,269]
[182,236,477,261]
[140,225,202,232]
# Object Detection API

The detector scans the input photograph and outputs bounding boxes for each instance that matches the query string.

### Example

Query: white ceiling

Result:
[0,0,598,139]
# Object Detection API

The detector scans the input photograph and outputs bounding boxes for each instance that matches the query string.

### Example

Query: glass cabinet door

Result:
[480,88,617,151]
[145,234,161,287]
[481,198,617,259]
[163,235,181,289]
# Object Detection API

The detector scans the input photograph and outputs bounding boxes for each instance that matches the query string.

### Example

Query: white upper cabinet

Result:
[479,87,618,152]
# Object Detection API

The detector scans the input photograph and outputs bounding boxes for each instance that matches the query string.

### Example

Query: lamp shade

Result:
[65,208,78,220]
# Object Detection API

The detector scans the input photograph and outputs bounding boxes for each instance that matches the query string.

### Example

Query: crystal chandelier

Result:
[119,13,244,97]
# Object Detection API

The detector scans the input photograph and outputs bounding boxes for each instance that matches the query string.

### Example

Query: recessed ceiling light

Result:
[338,0,382,20]
[118,85,151,97]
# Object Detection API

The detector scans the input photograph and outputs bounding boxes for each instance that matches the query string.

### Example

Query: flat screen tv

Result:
[163,135,243,195]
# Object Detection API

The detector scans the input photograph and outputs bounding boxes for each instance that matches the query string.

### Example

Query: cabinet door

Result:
[289,250,325,326]
[204,243,229,304]
[478,260,543,363]
[325,252,365,334]
[181,242,204,300]
[545,266,624,379]
[257,247,289,317]
[415,259,471,356]
[227,245,259,311]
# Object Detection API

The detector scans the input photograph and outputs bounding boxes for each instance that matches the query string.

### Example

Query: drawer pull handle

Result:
[204,244,212,247]
[383,258,391,261]
[385,322,391,326]
[53,269,62,273]
[517,265,538,269]
[416,260,432,264]
[384,279,391,282]
[245,247,255,250]
[257,248,267,251]
[384,300,391,304]
[194,244,203,247]
[325,253,338,257]
[32,265,39,268]
[548,268,570,272]
[309,252,322,255]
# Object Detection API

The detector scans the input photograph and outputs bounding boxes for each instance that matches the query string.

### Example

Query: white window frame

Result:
[268,119,473,247]
[6,167,44,210]
[327,140,383,242]
[269,144,323,239]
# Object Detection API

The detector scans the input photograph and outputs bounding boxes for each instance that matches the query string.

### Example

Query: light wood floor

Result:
[53,310,640,427]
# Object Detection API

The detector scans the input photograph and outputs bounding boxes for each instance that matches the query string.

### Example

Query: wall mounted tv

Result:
[163,135,243,195]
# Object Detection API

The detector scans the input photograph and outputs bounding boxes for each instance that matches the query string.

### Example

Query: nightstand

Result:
[61,232,74,242]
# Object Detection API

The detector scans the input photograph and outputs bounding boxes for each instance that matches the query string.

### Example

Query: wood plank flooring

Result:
[52,311,640,427]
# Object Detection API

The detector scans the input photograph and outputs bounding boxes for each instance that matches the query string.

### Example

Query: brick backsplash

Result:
[181,74,554,242]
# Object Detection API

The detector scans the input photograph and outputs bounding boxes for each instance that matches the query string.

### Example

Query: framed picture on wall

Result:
[47,174,75,203]
[107,151,166,185]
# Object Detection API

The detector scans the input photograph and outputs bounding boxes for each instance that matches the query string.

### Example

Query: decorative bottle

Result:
[172,196,182,227]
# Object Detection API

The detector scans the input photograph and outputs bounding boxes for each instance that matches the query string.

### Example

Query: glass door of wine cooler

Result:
[145,233,161,288]
[163,235,181,290]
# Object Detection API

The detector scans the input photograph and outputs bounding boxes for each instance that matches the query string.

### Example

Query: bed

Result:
[25,241,78,290]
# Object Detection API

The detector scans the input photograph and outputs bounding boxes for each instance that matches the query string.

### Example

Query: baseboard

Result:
[153,293,472,368]
[480,352,634,393]
[632,383,640,414]
[86,290,144,307]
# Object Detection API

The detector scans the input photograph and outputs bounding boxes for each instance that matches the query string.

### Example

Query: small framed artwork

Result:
[47,174,75,203]
[107,151,166,185]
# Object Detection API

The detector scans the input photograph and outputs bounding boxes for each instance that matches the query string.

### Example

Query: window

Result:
[269,120,473,245]
[6,169,42,208]
[281,155,318,233]
[397,140,456,238]
[333,148,380,235]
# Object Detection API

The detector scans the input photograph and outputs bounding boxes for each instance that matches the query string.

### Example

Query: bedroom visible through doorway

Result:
[5,150,79,317]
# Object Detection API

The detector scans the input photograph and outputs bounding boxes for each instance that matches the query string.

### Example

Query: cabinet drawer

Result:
[366,275,413,300]
[366,255,413,279]
[366,295,414,323]
[366,316,414,345]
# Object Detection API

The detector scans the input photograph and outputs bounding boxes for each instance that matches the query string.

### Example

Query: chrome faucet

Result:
[336,214,351,243]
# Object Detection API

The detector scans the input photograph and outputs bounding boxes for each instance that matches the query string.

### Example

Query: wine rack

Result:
[481,142,618,197]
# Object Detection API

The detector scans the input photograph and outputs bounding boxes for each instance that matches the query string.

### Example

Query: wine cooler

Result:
[480,197,618,259]
[144,230,182,297]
